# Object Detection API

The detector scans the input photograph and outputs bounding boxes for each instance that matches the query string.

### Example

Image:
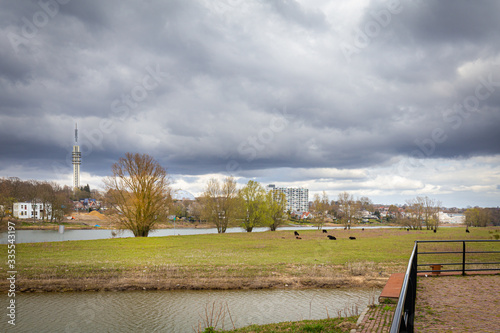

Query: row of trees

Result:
[3,153,498,238]
[308,191,374,230]
[396,196,441,230]
[0,177,74,223]
[201,178,287,233]
[102,154,288,236]
[308,192,443,231]
[464,207,492,227]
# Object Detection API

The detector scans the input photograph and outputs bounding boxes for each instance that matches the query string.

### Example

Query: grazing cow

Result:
[466,228,470,233]
[322,229,327,233]
[327,235,336,240]
[433,229,437,233]
[296,236,302,239]
[349,236,356,240]
[294,231,299,236]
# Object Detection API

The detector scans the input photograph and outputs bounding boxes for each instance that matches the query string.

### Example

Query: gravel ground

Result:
[414,274,500,332]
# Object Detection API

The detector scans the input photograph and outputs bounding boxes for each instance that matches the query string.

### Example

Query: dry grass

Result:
[1,226,497,292]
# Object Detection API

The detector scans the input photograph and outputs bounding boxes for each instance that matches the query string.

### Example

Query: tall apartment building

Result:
[266,184,309,212]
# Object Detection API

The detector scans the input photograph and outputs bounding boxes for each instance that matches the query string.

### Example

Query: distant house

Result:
[13,202,52,220]
[73,201,84,210]
[291,211,312,220]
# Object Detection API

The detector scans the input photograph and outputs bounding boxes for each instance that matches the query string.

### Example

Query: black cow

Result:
[349,236,356,240]
[322,229,327,233]
[296,236,302,239]
[327,235,336,240]
[294,231,299,236]
[433,229,437,233]
[466,228,470,233]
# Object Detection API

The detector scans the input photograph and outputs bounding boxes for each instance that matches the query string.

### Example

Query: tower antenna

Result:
[75,122,78,144]
[72,123,81,189]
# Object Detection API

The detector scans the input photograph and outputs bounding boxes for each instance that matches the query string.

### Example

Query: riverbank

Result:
[11,274,387,293]
[220,316,359,333]
[8,211,395,230]
[2,227,496,293]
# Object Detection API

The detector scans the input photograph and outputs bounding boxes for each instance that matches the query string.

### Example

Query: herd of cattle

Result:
[293,230,356,240]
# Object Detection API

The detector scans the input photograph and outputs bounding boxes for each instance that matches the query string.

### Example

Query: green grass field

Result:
[3,226,499,291]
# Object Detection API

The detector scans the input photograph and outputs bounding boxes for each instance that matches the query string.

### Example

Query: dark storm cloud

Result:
[0,0,499,205]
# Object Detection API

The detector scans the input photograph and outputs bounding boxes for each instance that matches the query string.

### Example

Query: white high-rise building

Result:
[72,123,81,189]
[266,184,309,212]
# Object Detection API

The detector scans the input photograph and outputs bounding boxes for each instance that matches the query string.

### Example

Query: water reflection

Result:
[5,288,380,332]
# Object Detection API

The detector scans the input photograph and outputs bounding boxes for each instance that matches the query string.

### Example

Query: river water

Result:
[2,288,380,332]
[0,226,394,244]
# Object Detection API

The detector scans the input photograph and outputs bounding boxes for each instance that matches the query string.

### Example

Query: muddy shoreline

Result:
[2,276,388,293]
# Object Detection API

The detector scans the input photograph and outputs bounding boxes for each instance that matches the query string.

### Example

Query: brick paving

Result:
[354,274,500,333]
[356,303,396,333]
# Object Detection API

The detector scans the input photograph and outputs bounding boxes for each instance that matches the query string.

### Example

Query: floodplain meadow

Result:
[2,226,498,292]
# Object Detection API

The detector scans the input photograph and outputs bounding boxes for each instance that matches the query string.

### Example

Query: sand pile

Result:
[88,210,106,220]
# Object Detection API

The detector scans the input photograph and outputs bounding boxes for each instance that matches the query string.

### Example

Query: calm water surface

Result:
[2,288,380,332]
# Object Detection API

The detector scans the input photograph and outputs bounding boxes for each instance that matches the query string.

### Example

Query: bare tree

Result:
[201,177,239,233]
[311,192,329,230]
[38,182,54,222]
[359,196,373,213]
[404,197,425,230]
[266,190,287,231]
[422,196,441,230]
[337,192,358,230]
[46,182,72,223]
[103,153,172,237]
[188,199,204,223]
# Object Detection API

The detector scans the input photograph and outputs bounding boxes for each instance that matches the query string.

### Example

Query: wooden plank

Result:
[379,273,404,302]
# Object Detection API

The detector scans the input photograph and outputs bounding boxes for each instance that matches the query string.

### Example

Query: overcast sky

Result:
[1,0,499,208]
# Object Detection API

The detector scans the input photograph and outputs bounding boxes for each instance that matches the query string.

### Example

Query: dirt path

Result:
[414,275,500,332]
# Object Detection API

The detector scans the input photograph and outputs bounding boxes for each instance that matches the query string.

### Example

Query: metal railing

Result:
[390,240,500,333]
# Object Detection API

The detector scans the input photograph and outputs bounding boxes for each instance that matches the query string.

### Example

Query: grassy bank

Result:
[218,316,359,333]
[2,227,498,292]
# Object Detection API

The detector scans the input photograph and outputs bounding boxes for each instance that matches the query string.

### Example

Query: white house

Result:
[13,202,52,220]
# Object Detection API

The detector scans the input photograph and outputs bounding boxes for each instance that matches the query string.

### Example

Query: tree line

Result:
[0,177,74,223]
[200,178,287,233]
[2,153,498,237]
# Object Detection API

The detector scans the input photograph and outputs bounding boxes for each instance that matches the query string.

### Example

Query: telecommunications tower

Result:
[72,123,81,189]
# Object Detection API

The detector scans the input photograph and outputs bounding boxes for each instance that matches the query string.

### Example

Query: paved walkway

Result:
[354,274,500,333]
[355,303,395,333]
[414,274,500,332]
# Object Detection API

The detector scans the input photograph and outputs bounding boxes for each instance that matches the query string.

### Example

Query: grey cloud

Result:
[0,0,499,207]
[268,0,329,31]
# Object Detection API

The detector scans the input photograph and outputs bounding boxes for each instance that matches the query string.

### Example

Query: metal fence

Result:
[390,240,500,333]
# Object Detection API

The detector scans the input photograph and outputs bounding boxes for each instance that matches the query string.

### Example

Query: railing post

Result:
[462,241,466,276]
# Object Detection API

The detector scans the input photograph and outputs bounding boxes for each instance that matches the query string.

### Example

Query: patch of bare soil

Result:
[414,274,500,332]
[2,275,387,293]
